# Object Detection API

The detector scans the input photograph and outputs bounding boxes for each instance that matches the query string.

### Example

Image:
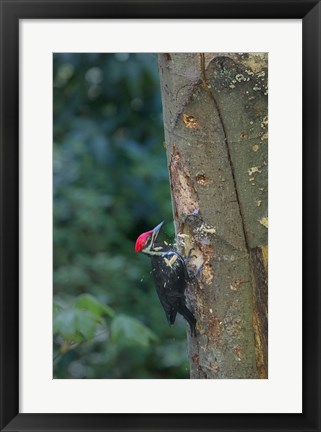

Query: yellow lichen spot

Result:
[183,113,198,129]
[259,217,268,228]
[230,278,242,291]
[196,173,210,186]
[257,200,262,207]
[261,116,268,128]
[260,131,268,141]
[252,144,259,152]
[248,166,261,176]
[241,53,267,74]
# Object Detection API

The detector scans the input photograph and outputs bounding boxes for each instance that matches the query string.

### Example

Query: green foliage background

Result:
[53,53,189,379]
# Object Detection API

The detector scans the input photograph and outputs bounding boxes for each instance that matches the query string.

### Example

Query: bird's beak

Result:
[151,221,164,244]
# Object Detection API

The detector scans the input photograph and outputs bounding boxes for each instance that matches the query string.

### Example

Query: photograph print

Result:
[53,52,268,379]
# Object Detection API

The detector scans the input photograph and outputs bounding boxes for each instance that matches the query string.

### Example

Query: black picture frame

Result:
[1,1,320,431]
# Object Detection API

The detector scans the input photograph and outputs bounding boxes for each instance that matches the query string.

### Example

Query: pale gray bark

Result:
[158,53,268,379]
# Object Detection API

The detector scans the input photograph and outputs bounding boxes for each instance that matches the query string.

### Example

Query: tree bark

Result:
[158,53,268,379]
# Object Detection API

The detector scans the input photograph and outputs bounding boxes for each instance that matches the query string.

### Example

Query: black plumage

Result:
[150,244,197,336]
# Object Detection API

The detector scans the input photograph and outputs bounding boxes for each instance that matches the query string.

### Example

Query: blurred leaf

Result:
[53,302,63,314]
[75,293,115,318]
[111,314,158,347]
[54,307,98,343]
[75,309,98,340]
[54,308,77,340]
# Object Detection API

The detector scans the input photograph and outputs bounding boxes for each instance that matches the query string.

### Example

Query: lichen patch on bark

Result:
[195,173,210,186]
[183,113,199,129]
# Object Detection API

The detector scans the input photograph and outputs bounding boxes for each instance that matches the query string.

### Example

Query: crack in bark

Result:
[199,53,251,253]
[199,53,268,378]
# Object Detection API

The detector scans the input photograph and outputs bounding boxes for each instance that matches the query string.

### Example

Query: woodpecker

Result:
[135,221,197,336]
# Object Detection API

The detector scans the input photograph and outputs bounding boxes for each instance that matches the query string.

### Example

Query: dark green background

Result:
[53,53,189,379]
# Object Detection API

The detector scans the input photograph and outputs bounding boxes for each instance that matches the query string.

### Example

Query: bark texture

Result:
[158,53,268,379]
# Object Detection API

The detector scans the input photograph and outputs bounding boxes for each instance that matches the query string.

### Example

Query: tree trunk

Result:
[158,53,268,379]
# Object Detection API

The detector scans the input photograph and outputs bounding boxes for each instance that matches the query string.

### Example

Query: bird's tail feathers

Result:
[178,303,197,337]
